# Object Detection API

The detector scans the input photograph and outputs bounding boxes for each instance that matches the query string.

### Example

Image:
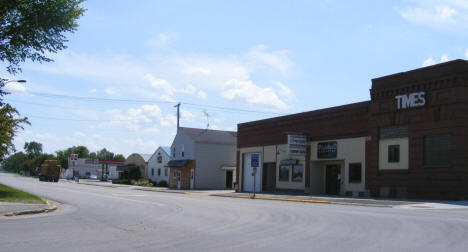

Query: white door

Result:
[190,169,194,189]
[177,171,181,189]
[242,153,261,192]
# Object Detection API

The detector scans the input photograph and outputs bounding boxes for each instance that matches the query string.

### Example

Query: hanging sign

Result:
[288,135,307,156]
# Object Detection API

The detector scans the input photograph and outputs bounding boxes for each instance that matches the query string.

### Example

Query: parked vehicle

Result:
[39,160,61,182]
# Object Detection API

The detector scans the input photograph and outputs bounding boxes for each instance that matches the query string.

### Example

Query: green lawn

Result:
[0,183,45,204]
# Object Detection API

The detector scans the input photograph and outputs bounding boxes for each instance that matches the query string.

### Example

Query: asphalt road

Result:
[1,173,468,252]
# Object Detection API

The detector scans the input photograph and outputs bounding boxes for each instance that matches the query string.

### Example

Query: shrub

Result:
[127,165,141,180]
[132,178,152,187]
[112,179,130,185]
[156,180,168,187]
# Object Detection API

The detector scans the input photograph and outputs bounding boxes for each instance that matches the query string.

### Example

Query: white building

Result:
[168,127,237,190]
[147,146,171,183]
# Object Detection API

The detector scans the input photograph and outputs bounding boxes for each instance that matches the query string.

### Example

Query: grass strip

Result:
[0,183,45,204]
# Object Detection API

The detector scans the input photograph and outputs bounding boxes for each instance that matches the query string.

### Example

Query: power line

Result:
[27,91,284,116]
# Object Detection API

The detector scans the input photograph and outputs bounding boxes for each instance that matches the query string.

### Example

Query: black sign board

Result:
[317,141,337,159]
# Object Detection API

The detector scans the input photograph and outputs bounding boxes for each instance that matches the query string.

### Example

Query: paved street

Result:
[1,173,468,252]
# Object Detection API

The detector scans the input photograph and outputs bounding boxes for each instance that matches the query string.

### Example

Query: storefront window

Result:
[279,165,289,181]
[292,165,303,182]
[348,163,362,183]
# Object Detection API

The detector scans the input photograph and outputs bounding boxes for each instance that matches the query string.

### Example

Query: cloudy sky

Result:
[2,0,468,157]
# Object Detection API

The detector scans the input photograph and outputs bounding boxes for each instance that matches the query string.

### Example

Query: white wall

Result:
[148,147,171,182]
[194,143,236,189]
[171,130,195,160]
[310,137,366,194]
[379,138,409,170]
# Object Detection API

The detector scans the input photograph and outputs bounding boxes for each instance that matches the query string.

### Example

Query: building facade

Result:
[168,127,237,190]
[125,153,152,179]
[147,146,171,183]
[237,59,468,200]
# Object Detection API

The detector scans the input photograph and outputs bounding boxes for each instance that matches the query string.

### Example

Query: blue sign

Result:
[251,153,259,167]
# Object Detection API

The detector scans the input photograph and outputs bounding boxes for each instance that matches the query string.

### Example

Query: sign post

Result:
[251,153,259,198]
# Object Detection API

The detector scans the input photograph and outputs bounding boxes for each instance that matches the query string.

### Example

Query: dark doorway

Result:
[263,163,276,192]
[325,164,341,195]
[226,170,233,189]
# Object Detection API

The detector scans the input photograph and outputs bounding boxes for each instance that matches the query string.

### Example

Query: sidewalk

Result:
[0,201,57,216]
[210,192,419,207]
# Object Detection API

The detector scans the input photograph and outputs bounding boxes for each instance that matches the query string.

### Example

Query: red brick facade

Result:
[237,60,468,200]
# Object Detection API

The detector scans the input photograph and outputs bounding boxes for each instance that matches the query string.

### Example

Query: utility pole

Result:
[174,102,181,131]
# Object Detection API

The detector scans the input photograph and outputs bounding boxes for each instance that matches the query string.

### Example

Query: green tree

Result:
[24,141,42,158]
[1,151,27,173]
[0,80,29,161]
[55,145,89,168]
[0,0,86,73]
[114,154,125,161]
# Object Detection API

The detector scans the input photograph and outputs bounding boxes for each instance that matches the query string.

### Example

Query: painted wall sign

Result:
[395,91,425,109]
[288,134,307,156]
[280,159,298,165]
[317,141,337,159]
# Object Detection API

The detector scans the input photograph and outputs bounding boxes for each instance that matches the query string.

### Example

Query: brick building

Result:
[237,59,468,200]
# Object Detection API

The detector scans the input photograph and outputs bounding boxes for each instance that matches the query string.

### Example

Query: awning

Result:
[167,159,191,167]
[221,166,236,171]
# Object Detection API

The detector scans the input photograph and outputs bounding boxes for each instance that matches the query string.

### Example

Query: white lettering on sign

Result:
[395,92,425,109]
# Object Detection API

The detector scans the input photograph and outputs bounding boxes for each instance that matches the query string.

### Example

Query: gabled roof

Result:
[160,146,171,156]
[180,127,237,145]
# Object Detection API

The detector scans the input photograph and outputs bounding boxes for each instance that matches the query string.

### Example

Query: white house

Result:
[168,127,237,190]
[147,146,171,183]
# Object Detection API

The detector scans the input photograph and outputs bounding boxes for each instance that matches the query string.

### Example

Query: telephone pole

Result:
[174,102,181,131]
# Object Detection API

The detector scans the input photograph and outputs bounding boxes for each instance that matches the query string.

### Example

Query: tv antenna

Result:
[203,110,210,130]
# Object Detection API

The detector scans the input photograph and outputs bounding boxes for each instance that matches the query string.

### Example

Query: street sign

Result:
[251,153,259,167]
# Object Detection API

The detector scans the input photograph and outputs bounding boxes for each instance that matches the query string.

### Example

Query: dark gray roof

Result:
[168,159,190,167]
[180,127,237,145]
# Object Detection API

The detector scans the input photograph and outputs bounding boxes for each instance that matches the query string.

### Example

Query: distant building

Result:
[148,146,171,183]
[125,153,152,179]
[168,127,237,190]
[68,157,124,179]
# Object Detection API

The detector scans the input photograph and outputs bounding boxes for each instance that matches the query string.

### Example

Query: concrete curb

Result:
[3,200,58,217]
[210,194,329,204]
[133,188,192,194]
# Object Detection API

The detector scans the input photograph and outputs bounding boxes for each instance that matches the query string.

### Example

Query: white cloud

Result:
[246,45,292,76]
[440,54,449,62]
[4,82,27,93]
[221,79,289,110]
[465,49,468,58]
[197,90,207,99]
[183,67,211,75]
[399,0,468,30]
[89,88,97,93]
[105,87,117,95]
[275,81,296,100]
[146,32,179,49]
[74,131,86,137]
[422,54,450,67]
[143,74,175,101]
[181,109,196,122]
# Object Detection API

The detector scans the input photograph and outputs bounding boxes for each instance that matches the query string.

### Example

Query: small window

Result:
[292,165,303,182]
[182,152,184,157]
[388,145,400,163]
[172,148,175,157]
[173,171,177,178]
[165,168,168,176]
[158,168,161,176]
[424,134,451,166]
[349,163,362,183]
[151,169,154,176]
[279,165,289,181]
[157,153,162,163]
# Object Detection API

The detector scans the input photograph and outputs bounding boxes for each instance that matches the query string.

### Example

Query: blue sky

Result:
[2,0,468,157]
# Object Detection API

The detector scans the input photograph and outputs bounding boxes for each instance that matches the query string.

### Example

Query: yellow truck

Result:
[39,160,61,182]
